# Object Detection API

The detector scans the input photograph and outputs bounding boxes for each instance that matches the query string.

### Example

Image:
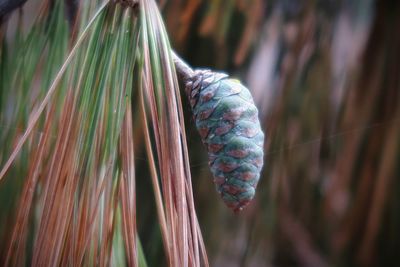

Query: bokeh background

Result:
[1,0,399,266]
[160,1,399,266]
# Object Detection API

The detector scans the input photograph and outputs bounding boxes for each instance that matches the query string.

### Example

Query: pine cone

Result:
[184,69,264,212]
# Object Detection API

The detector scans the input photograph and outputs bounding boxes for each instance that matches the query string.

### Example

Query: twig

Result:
[0,0,27,18]
[172,51,196,83]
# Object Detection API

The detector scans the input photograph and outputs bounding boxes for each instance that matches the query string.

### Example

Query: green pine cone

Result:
[185,70,264,212]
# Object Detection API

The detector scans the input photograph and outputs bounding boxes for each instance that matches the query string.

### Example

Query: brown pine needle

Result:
[0,0,110,182]
[120,102,138,267]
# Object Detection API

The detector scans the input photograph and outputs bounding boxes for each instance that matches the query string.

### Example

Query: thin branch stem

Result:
[0,0,27,18]
[172,51,195,83]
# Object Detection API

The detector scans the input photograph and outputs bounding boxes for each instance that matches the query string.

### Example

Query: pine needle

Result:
[0,0,110,182]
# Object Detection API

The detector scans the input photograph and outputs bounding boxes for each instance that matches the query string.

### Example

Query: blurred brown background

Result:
[158,0,399,266]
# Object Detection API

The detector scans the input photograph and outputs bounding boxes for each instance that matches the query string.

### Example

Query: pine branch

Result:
[0,0,27,18]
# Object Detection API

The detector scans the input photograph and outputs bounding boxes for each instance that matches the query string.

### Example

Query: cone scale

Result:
[174,54,264,212]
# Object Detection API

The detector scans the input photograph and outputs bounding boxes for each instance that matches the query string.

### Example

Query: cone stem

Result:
[172,51,195,84]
